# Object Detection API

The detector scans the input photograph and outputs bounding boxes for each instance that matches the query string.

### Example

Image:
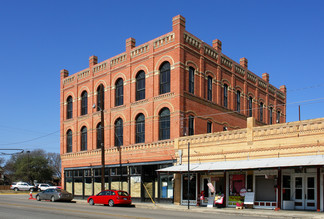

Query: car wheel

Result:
[36,195,41,201]
[89,199,94,205]
[51,196,55,202]
[29,188,33,192]
[108,200,114,207]
[14,188,19,192]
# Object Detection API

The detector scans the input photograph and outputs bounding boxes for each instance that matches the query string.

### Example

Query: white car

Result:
[37,183,58,191]
[10,182,36,191]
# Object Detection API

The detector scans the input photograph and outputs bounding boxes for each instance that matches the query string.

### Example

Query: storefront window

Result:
[230,174,245,196]
[229,174,245,206]
[130,176,141,198]
[65,176,72,194]
[160,175,173,198]
[111,176,128,191]
[255,175,276,201]
[84,177,92,196]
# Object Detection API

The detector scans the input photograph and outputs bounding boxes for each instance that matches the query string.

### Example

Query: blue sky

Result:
[0,0,323,154]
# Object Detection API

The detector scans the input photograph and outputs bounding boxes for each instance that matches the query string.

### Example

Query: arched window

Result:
[115,78,124,106]
[159,62,170,94]
[189,67,195,94]
[97,84,105,111]
[136,71,145,101]
[223,84,228,108]
[96,123,102,149]
[269,107,273,125]
[207,121,212,133]
[66,129,72,153]
[259,102,264,122]
[236,91,241,113]
[249,96,253,117]
[81,126,87,151]
[135,113,145,143]
[159,108,170,140]
[81,91,88,115]
[207,76,212,101]
[66,96,73,119]
[188,115,194,136]
[115,118,123,146]
[277,110,280,123]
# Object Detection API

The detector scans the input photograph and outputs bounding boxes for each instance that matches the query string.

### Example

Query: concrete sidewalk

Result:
[74,199,324,219]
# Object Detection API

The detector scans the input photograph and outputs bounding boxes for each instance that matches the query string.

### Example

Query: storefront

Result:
[64,160,174,203]
[157,155,324,211]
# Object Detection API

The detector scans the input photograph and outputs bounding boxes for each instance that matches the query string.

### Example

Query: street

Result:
[0,195,274,219]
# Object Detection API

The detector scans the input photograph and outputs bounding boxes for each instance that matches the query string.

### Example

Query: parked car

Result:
[10,182,36,191]
[87,190,132,207]
[35,188,73,202]
[36,183,59,191]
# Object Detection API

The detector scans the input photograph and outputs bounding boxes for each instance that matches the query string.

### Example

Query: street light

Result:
[92,102,105,192]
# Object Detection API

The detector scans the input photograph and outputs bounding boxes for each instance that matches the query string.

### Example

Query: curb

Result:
[74,199,323,219]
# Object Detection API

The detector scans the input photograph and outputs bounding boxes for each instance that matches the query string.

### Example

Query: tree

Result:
[4,149,59,184]
[47,152,61,180]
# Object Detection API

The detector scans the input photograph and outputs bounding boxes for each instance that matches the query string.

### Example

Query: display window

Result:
[228,174,245,206]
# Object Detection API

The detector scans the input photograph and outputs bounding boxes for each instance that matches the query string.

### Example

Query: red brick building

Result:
[60,15,286,202]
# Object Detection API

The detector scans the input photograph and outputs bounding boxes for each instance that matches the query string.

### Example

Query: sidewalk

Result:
[74,199,324,219]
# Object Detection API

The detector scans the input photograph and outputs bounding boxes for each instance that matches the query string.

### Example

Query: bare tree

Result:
[47,153,61,180]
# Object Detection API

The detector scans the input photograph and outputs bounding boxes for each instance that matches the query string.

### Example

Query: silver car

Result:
[36,189,73,202]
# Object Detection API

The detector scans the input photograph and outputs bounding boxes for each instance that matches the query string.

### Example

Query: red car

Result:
[87,190,132,207]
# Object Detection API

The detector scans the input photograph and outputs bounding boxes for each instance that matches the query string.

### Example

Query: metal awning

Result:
[156,155,324,172]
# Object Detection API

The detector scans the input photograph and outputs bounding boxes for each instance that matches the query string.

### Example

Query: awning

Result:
[156,155,324,172]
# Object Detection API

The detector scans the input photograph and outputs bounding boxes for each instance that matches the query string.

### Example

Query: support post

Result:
[188,142,190,209]
[276,168,282,211]
[317,166,320,212]
[100,99,105,192]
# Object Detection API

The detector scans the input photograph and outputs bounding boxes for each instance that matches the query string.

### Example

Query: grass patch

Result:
[0,190,31,194]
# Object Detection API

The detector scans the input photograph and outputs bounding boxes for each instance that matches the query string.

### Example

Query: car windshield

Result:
[118,191,129,196]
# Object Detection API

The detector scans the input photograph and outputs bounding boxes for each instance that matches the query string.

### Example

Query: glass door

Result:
[293,175,316,210]
[305,176,316,210]
[294,176,304,209]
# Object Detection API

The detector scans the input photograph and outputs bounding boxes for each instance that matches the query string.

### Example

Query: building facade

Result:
[60,15,286,202]
[158,117,324,211]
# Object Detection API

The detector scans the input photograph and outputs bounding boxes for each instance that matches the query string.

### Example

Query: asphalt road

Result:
[0,195,275,219]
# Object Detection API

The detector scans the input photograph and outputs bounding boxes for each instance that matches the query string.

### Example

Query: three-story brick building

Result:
[60,15,286,202]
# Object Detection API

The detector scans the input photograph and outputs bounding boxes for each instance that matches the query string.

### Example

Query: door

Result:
[305,176,316,210]
[181,174,197,205]
[294,175,316,210]
[200,177,215,206]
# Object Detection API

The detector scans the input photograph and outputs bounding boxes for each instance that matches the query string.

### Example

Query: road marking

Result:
[0,202,151,219]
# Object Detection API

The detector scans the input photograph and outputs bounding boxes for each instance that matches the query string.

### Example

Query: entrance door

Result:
[200,176,224,206]
[181,174,197,205]
[200,177,215,206]
[294,175,316,210]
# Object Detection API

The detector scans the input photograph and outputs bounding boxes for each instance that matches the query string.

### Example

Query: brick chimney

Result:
[262,73,269,82]
[212,39,222,52]
[126,37,136,52]
[280,85,287,93]
[89,55,98,67]
[60,69,69,79]
[240,57,248,69]
[172,15,186,44]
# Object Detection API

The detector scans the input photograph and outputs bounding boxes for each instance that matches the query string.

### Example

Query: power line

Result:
[0,130,59,146]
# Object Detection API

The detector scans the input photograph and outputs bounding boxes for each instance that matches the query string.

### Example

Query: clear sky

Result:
[0,0,323,154]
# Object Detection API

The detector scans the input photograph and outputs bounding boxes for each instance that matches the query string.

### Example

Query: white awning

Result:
[156,155,324,172]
